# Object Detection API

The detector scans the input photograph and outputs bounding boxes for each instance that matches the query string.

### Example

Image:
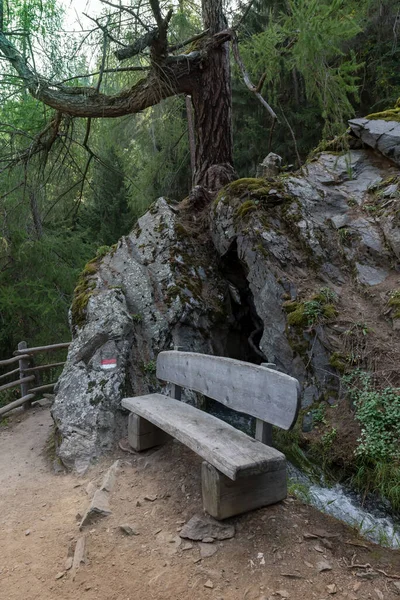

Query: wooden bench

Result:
[122,351,300,519]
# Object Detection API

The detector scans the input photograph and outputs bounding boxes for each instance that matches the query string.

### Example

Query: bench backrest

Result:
[156,351,300,431]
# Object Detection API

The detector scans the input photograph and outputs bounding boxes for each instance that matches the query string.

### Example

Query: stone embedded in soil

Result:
[100,460,119,493]
[181,542,193,551]
[119,524,139,536]
[65,557,73,571]
[327,583,337,594]
[316,560,332,572]
[179,514,235,541]
[85,481,97,498]
[355,263,388,286]
[302,413,313,433]
[55,571,65,580]
[199,543,218,559]
[144,494,157,502]
[80,490,111,528]
[204,579,214,589]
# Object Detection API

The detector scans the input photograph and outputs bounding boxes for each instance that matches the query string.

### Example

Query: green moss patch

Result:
[284,288,338,328]
[71,259,100,330]
[214,176,291,215]
[366,107,400,122]
[388,289,400,319]
[234,200,257,221]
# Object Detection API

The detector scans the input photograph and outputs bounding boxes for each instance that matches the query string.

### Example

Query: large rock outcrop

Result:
[52,199,230,471]
[53,120,400,472]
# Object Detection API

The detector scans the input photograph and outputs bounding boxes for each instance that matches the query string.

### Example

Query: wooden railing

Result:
[0,341,70,417]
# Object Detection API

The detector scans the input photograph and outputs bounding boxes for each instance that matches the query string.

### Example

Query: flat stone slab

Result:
[355,263,388,286]
[80,489,111,528]
[100,460,119,492]
[179,514,235,541]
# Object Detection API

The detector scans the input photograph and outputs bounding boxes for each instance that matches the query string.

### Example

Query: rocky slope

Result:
[52,119,400,479]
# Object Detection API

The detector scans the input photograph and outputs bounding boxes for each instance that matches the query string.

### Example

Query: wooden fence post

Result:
[18,341,32,410]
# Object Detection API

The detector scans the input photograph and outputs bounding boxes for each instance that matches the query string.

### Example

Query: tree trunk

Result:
[191,0,234,188]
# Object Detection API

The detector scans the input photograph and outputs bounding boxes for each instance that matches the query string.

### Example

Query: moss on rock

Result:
[234,200,257,221]
[388,289,400,319]
[366,107,400,122]
[283,289,338,329]
[71,259,100,330]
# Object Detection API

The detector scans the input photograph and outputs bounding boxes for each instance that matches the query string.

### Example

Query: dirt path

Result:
[0,407,399,600]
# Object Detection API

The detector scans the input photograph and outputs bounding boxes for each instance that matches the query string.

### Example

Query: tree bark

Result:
[191,0,234,187]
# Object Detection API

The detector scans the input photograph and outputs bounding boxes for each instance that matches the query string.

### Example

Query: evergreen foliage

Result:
[79,146,133,246]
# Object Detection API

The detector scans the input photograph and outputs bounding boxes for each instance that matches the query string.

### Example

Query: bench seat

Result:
[122,393,285,480]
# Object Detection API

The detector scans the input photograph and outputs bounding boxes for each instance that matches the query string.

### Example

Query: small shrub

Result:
[284,287,338,327]
[344,371,400,462]
[313,403,327,424]
[143,360,156,374]
[343,370,400,510]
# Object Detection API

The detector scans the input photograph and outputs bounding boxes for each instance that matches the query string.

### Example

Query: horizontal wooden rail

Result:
[0,354,31,367]
[0,375,35,393]
[14,342,70,356]
[0,340,69,416]
[0,394,35,417]
[24,361,65,374]
[0,367,20,382]
[28,383,55,394]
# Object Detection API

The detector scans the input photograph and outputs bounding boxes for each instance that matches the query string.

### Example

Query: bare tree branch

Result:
[233,0,255,29]
[99,0,151,31]
[83,12,128,48]
[0,26,233,118]
[114,28,158,60]
[168,29,209,52]
[231,32,278,121]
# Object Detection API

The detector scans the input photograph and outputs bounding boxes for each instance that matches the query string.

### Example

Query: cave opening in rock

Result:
[218,240,266,366]
[205,241,267,433]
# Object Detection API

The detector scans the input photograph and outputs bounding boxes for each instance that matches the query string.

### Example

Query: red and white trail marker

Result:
[101,358,117,370]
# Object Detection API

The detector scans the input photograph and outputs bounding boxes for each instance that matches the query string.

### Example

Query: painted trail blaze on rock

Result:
[101,358,117,370]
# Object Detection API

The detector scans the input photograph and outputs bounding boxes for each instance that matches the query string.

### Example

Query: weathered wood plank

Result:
[18,341,32,410]
[255,420,273,445]
[127,413,171,451]
[0,367,20,382]
[0,394,35,416]
[156,351,300,430]
[122,394,285,480]
[28,383,55,394]
[0,375,35,393]
[24,361,65,374]
[201,461,287,519]
[0,354,30,367]
[14,342,70,355]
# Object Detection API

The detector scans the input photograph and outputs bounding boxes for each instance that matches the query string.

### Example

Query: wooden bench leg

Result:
[128,413,170,451]
[201,461,287,520]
